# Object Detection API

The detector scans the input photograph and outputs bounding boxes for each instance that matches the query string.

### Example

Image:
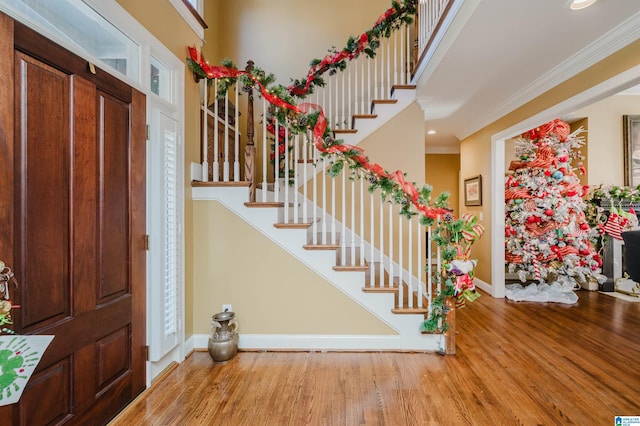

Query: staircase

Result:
[190,0,460,353]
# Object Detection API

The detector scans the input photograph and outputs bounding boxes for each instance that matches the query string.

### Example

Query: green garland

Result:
[187,0,483,334]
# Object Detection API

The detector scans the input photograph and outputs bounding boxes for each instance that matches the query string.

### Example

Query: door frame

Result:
[0,0,187,384]
[490,64,640,298]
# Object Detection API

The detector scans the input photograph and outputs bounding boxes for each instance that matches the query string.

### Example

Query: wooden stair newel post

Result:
[244,60,256,202]
[444,296,456,355]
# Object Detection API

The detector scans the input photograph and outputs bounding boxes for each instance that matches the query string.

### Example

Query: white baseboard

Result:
[474,277,493,296]
[185,334,196,356]
[190,333,445,352]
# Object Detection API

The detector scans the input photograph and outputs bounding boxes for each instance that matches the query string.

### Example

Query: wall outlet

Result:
[222,304,232,312]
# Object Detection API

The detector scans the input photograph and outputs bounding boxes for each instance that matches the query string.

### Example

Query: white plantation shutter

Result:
[163,126,178,338]
[149,110,181,361]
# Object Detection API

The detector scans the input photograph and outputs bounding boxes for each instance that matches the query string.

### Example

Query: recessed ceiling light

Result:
[569,0,597,10]
[427,129,437,135]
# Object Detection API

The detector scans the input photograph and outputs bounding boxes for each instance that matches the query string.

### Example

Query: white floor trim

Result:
[191,333,445,352]
[474,277,491,295]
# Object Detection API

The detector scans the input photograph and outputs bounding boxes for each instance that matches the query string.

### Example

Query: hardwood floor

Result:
[110,290,640,425]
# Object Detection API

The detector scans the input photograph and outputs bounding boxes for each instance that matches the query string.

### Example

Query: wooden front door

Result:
[0,14,146,425]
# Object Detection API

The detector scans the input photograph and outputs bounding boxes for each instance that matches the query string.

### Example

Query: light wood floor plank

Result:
[110,290,640,425]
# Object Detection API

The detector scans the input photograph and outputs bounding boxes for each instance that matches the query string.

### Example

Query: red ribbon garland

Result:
[188,47,449,220]
[287,6,398,98]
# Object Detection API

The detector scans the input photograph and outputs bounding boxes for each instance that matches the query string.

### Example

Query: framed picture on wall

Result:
[464,175,482,206]
[624,115,640,187]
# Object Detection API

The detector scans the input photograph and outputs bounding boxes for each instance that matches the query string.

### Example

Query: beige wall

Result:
[460,38,640,285]
[211,0,389,82]
[425,154,460,217]
[572,94,640,186]
[192,201,395,335]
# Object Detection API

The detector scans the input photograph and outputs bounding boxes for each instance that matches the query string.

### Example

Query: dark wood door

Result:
[0,14,146,425]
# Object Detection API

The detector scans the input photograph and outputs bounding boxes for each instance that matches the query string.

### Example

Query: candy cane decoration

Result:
[525,243,541,281]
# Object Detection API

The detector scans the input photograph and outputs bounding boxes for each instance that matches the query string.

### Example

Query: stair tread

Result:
[304,233,341,250]
[333,129,358,134]
[273,221,314,229]
[391,84,416,93]
[371,99,398,105]
[362,286,398,293]
[192,181,250,187]
[245,201,284,208]
[391,307,428,315]
[334,265,369,272]
[352,114,377,119]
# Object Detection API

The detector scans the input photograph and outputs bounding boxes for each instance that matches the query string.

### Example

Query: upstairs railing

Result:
[190,0,478,334]
[414,0,453,78]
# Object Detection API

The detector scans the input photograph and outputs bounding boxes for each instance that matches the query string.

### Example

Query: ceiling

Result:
[415,0,640,152]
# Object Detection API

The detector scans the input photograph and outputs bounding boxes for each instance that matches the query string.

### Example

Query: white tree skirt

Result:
[505,282,578,304]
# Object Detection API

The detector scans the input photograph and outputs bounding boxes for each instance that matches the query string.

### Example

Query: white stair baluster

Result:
[312,140,318,244]
[367,55,372,112]
[379,40,385,99]
[388,203,394,293]
[213,80,219,182]
[283,123,289,223]
[202,79,209,182]
[379,197,385,287]
[293,133,299,224]
[408,217,413,308]
[436,216,442,294]
[399,213,404,308]
[261,98,267,202]
[418,222,424,309]
[360,57,366,114]
[341,170,346,265]
[359,176,365,266]
[331,158,337,245]
[322,155,328,245]
[386,37,391,97]
[350,175,356,266]
[335,74,340,129]
[341,72,346,129]
[234,83,240,181]
[405,24,411,84]
[393,31,398,87]
[427,222,433,315]
[302,133,308,223]
[273,117,278,201]
[374,48,379,101]
[370,190,375,287]
[223,92,229,181]
[345,66,353,121]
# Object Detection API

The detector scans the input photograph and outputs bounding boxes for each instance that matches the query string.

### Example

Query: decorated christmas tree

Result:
[505,119,604,291]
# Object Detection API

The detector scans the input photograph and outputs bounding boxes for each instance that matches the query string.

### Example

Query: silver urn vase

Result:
[208,311,239,364]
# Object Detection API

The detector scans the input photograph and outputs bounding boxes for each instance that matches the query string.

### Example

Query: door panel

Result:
[15,53,71,331]
[0,15,146,425]
[99,92,131,302]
